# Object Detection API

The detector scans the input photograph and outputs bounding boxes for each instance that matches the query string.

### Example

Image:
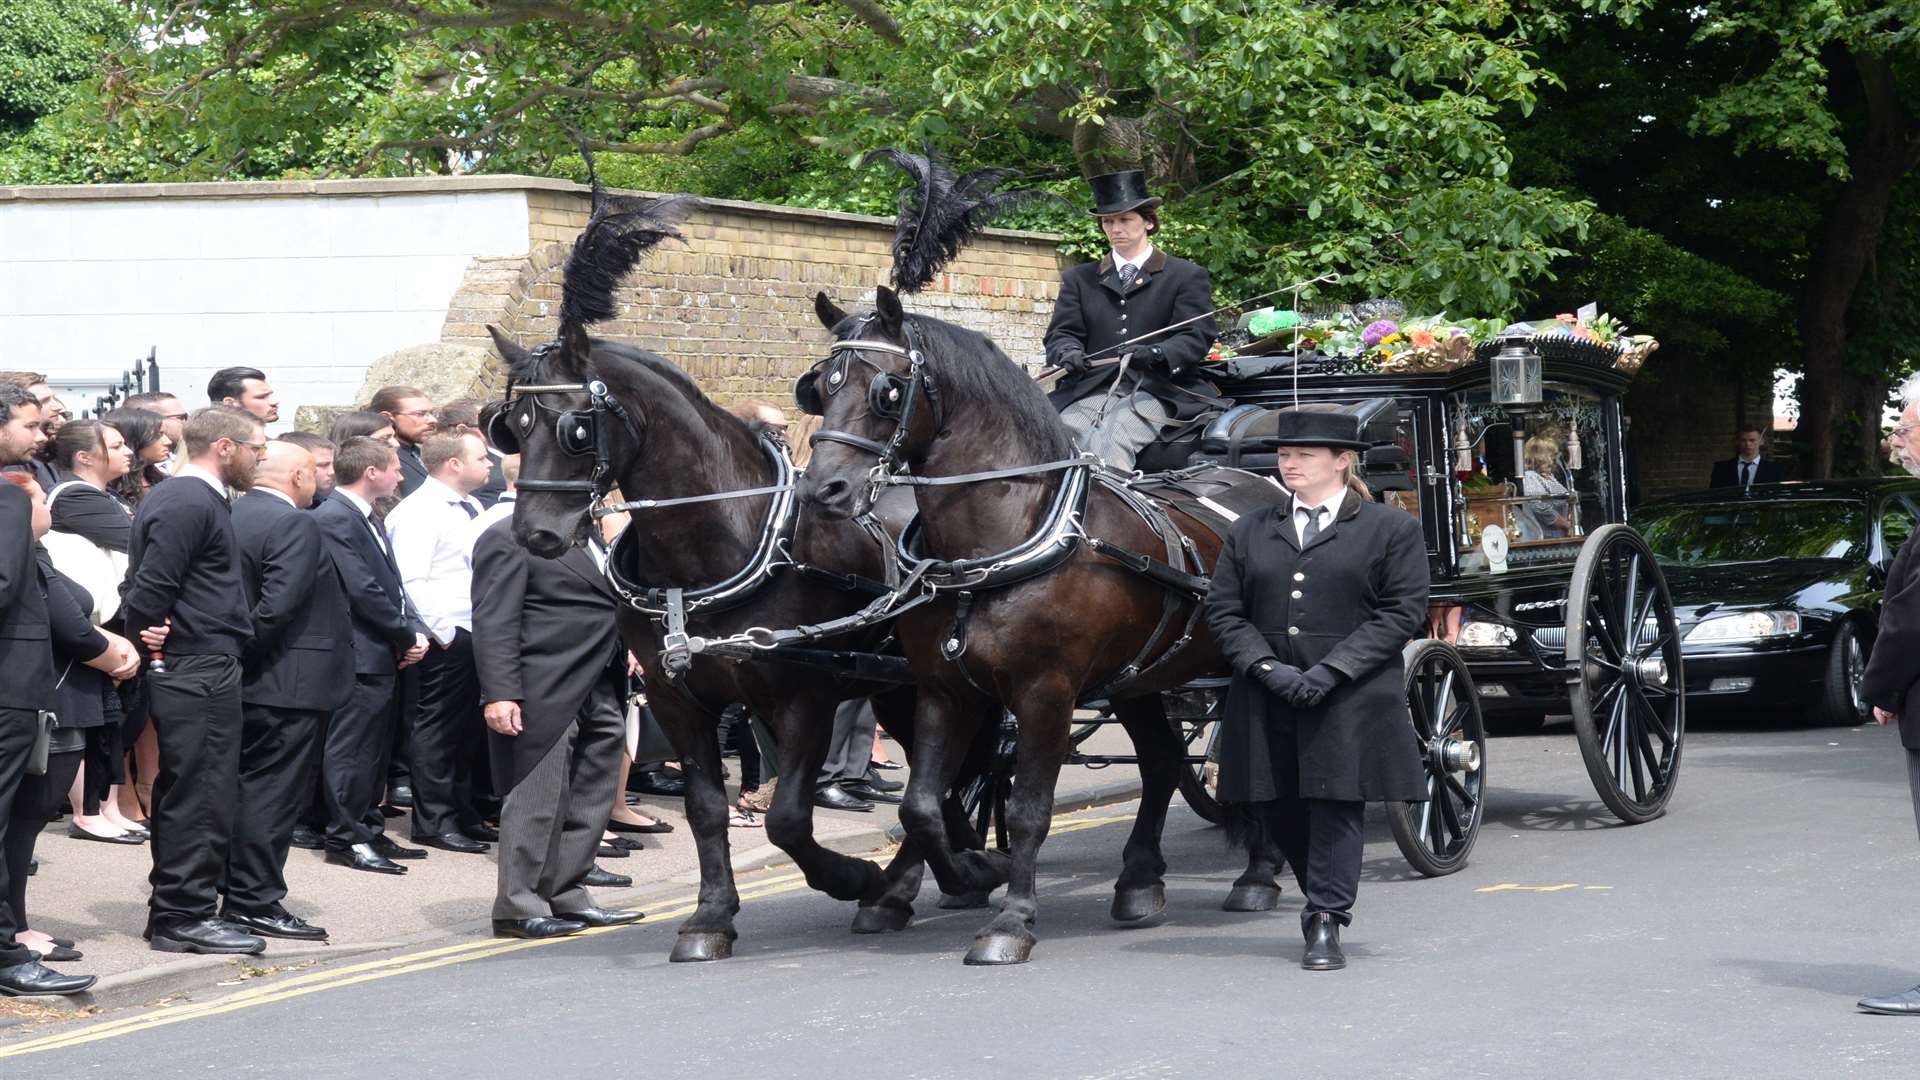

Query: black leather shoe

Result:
[1302,913,1346,971]
[1858,985,1920,1015]
[66,822,146,845]
[840,781,903,805]
[413,832,489,854]
[492,916,586,940]
[0,959,96,996]
[385,784,414,809]
[147,917,266,955]
[222,910,329,941]
[606,836,644,852]
[595,843,631,859]
[630,769,687,797]
[860,767,904,793]
[370,834,428,860]
[870,759,904,771]
[607,818,674,834]
[325,843,407,875]
[287,826,324,850]
[462,823,500,842]
[583,865,632,888]
[562,906,643,928]
[29,945,82,963]
[814,784,874,812]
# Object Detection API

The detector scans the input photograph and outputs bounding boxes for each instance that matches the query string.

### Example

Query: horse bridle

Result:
[801,319,943,486]
[488,354,636,510]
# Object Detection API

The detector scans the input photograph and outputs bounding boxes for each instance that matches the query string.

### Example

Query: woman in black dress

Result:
[1204,405,1430,970]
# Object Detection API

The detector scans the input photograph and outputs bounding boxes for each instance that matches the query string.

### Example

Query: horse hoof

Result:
[1110,883,1168,926]
[963,931,1036,966]
[1222,882,1282,913]
[938,890,993,910]
[668,932,735,963]
[850,904,913,934]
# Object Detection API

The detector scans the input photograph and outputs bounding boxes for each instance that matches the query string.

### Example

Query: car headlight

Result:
[1682,611,1802,644]
[1457,621,1518,648]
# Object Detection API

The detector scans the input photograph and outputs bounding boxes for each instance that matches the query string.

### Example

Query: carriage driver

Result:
[1043,170,1218,471]
[1203,404,1430,971]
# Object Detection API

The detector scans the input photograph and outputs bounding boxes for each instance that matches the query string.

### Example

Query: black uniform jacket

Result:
[1,481,56,712]
[1708,457,1785,488]
[470,519,624,792]
[1044,249,1219,421]
[1861,530,1920,749]
[1204,491,1430,802]
[312,490,420,677]
[397,443,429,497]
[233,490,354,712]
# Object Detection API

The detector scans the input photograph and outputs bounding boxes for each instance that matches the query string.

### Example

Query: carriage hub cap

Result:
[1440,739,1482,774]
[1634,657,1669,686]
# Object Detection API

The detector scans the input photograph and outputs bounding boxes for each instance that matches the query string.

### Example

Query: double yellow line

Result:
[2,813,1130,1059]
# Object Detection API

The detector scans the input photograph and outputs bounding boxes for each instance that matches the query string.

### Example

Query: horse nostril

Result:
[814,478,850,504]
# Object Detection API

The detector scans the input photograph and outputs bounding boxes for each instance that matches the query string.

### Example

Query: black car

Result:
[1630,478,1920,724]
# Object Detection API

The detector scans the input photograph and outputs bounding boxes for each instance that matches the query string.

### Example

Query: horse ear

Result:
[555,321,593,378]
[814,291,848,331]
[486,325,531,369]
[875,285,904,336]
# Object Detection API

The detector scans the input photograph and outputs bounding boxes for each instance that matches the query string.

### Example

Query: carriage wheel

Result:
[1171,713,1223,824]
[1385,640,1487,877]
[1564,524,1686,824]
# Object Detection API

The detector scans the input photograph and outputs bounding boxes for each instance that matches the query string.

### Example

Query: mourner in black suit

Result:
[1204,405,1429,971]
[371,386,437,498]
[311,438,427,874]
[1708,425,1784,488]
[221,444,354,940]
[1043,170,1217,470]
[122,406,268,956]
[470,519,639,938]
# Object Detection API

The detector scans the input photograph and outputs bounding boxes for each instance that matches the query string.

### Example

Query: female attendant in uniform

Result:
[1203,405,1429,970]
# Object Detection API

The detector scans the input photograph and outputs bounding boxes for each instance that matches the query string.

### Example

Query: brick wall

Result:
[1625,351,1779,500]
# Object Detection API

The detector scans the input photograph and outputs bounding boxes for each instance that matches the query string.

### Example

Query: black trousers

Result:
[0,708,42,968]
[222,704,324,915]
[409,630,485,838]
[145,654,245,930]
[4,749,82,944]
[388,665,418,789]
[1270,797,1365,931]
[322,673,397,849]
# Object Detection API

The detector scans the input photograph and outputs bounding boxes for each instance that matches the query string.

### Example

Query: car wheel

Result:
[1818,622,1871,726]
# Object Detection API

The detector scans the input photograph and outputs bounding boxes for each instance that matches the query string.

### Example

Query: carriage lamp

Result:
[1490,336,1543,406]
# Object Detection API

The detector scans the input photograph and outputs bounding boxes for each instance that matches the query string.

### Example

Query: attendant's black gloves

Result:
[1253,659,1304,699]
[1287,665,1342,708]
[1057,348,1092,375]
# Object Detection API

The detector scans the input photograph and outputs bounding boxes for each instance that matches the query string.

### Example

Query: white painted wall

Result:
[0,188,531,427]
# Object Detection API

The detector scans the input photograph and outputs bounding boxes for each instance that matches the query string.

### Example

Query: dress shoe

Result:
[222,909,329,941]
[860,766,905,793]
[870,758,904,771]
[29,945,82,963]
[414,831,489,854]
[492,916,586,940]
[385,784,414,809]
[814,784,874,812]
[146,917,266,955]
[1858,985,1920,1015]
[379,803,405,818]
[0,959,96,997]
[562,906,643,928]
[583,865,632,888]
[287,825,324,850]
[1302,913,1346,971]
[325,843,407,875]
[606,836,644,852]
[630,769,687,797]
[607,818,674,835]
[595,843,630,859]
[66,822,145,845]
[840,781,902,805]
[369,834,427,860]
[462,823,500,843]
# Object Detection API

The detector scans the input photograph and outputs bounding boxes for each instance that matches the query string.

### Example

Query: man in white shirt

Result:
[385,430,497,853]
[1709,425,1785,488]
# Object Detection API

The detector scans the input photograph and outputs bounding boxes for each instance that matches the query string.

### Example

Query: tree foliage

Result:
[0,0,127,130]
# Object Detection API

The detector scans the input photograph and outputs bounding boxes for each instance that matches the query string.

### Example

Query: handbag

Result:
[42,482,129,625]
[625,694,677,765]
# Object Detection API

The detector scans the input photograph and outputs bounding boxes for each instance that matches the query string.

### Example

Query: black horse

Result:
[797,285,1291,965]
[491,191,983,962]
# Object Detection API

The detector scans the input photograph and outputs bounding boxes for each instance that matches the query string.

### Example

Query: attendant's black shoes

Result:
[414,831,489,854]
[147,917,266,955]
[607,818,674,835]
[840,781,902,805]
[384,784,414,809]
[583,865,632,888]
[492,916,586,940]
[814,784,874,812]
[1858,985,1920,1015]
[0,959,96,997]
[563,906,643,928]
[370,834,428,860]
[462,823,500,843]
[860,767,905,793]
[287,825,324,850]
[630,769,687,797]
[222,910,329,941]
[326,843,407,875]
[1301,913,1346,971]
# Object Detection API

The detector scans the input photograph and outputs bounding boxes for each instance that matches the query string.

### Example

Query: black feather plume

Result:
[859,147,1064,294]
[559,185,699,330]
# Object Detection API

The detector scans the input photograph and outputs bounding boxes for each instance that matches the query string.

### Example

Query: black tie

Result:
[1300,507,1323,545]
[1741,462,1752,487]
[454,500,477,520]
[1118,262,1138,289]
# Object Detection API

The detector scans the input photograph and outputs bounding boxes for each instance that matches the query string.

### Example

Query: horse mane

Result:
[860,148,1060,294]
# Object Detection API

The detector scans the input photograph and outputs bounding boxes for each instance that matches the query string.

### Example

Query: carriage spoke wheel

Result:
[1565,524,1686,824]
[1386,640,1487,877]
[1171,712,1223,825]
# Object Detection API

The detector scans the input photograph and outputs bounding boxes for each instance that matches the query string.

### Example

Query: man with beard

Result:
[371,386,437,497]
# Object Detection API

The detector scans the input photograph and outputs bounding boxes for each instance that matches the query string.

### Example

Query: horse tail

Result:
[557,141,700,358]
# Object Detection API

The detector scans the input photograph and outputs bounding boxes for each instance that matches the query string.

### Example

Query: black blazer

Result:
[313,490,420,676]
[397,443,429,497]
[37,548,111,730]
[1861,531,1920,749]
[233,490,354,711]
[471,519,623,791]
[1044,248,1218,420]
[1,481,55,711]
[47,473,133,552]
[1709,458,1785,488]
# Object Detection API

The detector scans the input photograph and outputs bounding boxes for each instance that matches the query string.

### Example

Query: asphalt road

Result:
[7,718,1920,1079]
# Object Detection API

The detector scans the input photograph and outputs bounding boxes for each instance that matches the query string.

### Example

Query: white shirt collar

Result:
[1113,245,1155,273]
[174,463,229,500]
[1738,455,1761,465]
[336,487,376,520]
[420,474,478,510]
[258,487,299,509]
[1291,489,1345,520]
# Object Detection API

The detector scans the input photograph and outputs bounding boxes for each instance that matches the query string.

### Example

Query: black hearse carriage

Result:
[1072,313,1683,877]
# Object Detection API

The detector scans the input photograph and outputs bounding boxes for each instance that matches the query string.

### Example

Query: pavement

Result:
[7,716,1920,1077]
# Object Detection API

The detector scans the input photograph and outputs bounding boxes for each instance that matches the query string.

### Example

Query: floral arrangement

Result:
[1213,304,1660,374]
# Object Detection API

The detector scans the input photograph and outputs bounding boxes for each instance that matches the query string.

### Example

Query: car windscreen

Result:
[1636,500,1865,565]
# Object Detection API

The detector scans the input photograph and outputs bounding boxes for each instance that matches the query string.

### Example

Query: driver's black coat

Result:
[1861,528,1920,748]
[1203,491,1430,802]
[1043,249,1219,420]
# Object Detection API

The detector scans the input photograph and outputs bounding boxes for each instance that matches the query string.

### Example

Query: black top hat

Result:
[1087,171,1163,217]
[1270,405,1372,452]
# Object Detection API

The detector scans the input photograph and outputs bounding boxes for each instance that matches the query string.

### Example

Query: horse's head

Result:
[485,325,629,559]
[796,287,941,520]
